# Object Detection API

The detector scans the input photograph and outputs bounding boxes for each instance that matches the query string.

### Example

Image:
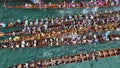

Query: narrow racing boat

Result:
[8,48,120,68]
[3,1,120,9]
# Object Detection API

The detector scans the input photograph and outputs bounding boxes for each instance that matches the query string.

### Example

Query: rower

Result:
[63,1,66,8]
[99,0,104,6]
[30,21,33,26]
[12,32,16,36]
[111,1,115,6]
[17,19,22,24]
[61,37,64,42]
[25,3,31,8]
[33,40,37,47]
[37,26,41,33]
[41,19,43,25]
[3,2,8,8]
[22,27,27,33]
[55,60,60,66]
[71,1,75,8]
[9,42,14,48]
[15,44,20,48]
[45,39,47,42]
[30,61,35,67]
[116,28,120,31]
[43,24,48,31]
[93,34,98,45]
[35,19,39,25]
[0,23,6,27]
[26,42,30,47]
[25,19,29,26]
[0,32,4,37]
[25,3,29,8]
[21,41,25,48]
[69,16,72,20]
[65,18,68,22]
[81,1,86,6]
[32,27,36,34]
[49,2,52,6]
[17,64,22,68]
[37,62,41,68]
[114,0,119,5]
[27,27,31,34]
[24,63,29,68]
[89,0,94,6]
[51,18,54,25]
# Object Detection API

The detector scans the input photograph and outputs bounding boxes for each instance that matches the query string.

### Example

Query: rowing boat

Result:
[0,20,119,43]
[2,21,120,37]
[0,10,119,36]
[3,2,120,9]
[0,10,119,30]
[0,33,120,49]
[8,48,120,68]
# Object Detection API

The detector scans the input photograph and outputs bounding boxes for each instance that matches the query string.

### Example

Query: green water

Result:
[0,40,120,68]
[0,1,120,68]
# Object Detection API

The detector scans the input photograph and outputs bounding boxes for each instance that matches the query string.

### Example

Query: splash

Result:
[91,7,98,13]
[43,51,52,57]
[58,9,74,16]
[113,6,120,11]
[82,8,90,14]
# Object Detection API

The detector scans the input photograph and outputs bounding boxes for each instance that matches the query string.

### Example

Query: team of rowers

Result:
[24,0,119,8]
[4,22,120,37]
[8,48,120,68]
[1,10,120,28]
[1,10,120,36]
[0,10,120,49]
[0,33,120,49]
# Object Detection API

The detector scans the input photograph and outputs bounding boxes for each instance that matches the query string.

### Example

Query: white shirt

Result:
[22,41,25,45]
[94,34,97,38]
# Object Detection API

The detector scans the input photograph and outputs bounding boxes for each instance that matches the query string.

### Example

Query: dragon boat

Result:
[0,10,119,29]
[3,1,120,9]
[2,21,120,37]
[0,20,119,43]
[8,48,120,68]
[0,33,120,49]
[0,10,119,37]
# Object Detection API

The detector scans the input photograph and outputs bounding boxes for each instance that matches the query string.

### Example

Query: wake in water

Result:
[43,51,52,57]
[113,6,120,11]
[91,7,98,13]
[82,8,90,14]
[82,7,98,14]
[58,9,74,16]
